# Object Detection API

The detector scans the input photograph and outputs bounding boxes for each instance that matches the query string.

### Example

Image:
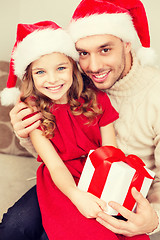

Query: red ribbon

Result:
[87,146,154,213]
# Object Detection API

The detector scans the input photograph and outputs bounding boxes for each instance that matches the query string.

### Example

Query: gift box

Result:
[78,146,155,216]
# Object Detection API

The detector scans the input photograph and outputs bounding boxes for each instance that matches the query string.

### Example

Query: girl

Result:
[1,21,149,240]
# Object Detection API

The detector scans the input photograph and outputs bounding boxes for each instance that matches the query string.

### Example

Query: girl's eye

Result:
[57,66,65,71]
[36,70,45,75]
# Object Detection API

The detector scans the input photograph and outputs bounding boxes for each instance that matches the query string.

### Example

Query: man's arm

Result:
[9,99,42,156]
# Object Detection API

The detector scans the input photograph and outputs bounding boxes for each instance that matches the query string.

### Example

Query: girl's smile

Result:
[45,84,64,93]
[32,52,73,104]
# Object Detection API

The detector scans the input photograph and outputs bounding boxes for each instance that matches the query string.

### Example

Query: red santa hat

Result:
[1,21,79,106]
[68,0,156,66]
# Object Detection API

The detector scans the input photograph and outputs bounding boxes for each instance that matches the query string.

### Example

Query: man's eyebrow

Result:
[98,42,113,49]
[76,47,86,52]
[76,42,114,52]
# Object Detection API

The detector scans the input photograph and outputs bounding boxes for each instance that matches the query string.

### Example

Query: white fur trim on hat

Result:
[68,12,156,66]
[1,87,20,106]
[68,13,141,51]
[137,47,157,66]
[13,28,79,79]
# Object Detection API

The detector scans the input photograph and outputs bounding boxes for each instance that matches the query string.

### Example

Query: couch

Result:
[0,61,40,221]
[0,61,159,239]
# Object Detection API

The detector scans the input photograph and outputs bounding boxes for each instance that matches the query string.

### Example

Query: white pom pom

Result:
[137,47,157,66]
[0,87,20,106]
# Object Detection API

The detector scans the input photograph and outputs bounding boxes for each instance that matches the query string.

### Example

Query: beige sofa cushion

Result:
[0,61,33,157]
[0,153,40,222]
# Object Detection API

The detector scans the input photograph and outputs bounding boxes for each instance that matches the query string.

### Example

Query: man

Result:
[67,0,160,237]
[1,0,160,239]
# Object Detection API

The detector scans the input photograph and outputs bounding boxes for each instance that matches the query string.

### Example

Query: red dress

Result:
[36,91,149,240]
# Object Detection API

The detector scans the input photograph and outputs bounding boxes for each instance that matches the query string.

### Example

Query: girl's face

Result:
[31,52,73,104]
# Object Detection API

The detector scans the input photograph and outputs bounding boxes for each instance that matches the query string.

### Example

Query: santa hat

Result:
[68,0,156,66]
[1,21,79,106]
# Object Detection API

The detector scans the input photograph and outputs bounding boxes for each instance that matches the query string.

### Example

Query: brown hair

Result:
[20,57,102,139]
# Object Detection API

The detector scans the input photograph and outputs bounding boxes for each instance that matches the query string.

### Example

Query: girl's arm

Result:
[30,129,106,218]
[100,122,117,147]
[30,129,77,197]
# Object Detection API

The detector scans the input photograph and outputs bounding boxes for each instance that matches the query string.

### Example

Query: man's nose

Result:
[88,54,101,73]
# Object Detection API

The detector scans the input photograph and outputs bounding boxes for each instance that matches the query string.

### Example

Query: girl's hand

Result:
[70,188,107,218]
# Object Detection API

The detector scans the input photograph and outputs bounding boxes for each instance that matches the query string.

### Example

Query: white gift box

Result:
[78,149,155,215]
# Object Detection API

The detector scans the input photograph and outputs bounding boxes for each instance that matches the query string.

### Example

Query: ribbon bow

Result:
[87,146,154,212]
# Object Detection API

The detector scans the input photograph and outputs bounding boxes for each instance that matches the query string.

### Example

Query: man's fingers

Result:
[11,108,41,138]
[21,113,42,128]
[131,187,148,207]
[96,213,131,236]
[9,102,30,125]
[9,99,42,138]
[107,188,149,221]
[96,188,159,237]
[17,120,41,138]
[107,201,136,222]
[10,100,38,118]
[10,105,42,127]
[10,101,28,115]
[97,211,127,229]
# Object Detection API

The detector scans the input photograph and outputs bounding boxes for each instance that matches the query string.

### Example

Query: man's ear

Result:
[124,42,132,53]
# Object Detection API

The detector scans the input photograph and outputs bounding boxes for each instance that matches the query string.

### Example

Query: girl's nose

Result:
[47,72,57,84]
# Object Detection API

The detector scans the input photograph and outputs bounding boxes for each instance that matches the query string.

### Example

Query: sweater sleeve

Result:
[14,111,39,158]
[15,132,38,158]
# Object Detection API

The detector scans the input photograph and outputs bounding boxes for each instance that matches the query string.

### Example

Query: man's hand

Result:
[96,187,159,237]
[10,98,42,138]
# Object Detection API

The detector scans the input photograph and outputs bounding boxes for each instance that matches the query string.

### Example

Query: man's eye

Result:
[79,52,88,56]
[102,48,110,53]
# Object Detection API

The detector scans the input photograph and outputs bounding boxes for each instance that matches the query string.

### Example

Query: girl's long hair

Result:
[20,57,102,139]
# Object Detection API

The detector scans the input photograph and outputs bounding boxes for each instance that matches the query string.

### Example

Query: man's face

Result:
[76,34,131,90]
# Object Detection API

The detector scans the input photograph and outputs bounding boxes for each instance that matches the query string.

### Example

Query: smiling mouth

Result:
[91,71,111,83]
[46,84,64,92]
